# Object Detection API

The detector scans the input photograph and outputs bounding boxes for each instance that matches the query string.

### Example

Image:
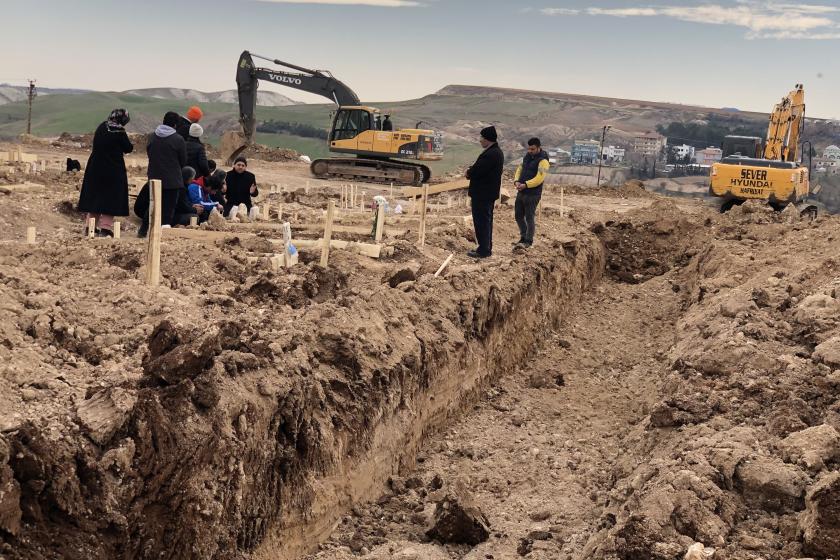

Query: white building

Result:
[823,145,840,160]
[602,145,625,163]
[548,148,571,165]
[671,144,695,161]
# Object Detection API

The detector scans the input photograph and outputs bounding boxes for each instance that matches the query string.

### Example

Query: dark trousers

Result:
[514,190,541,244]
[471,197,495,256]
[139,189,179,236]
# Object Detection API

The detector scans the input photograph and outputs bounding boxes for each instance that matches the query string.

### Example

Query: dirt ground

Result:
[1,139,839,560]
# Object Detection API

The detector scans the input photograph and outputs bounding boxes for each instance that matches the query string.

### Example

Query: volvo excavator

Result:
[710,84,816,216]
[226,51,443,185]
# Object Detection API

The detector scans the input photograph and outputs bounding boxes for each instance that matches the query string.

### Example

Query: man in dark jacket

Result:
[466,126,504,258]
[513,137,550,248]
[176,105,204,140]
[185,123,210,180]
[141,111,186,237]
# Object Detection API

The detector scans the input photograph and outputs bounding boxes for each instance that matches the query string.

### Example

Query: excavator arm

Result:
[233,50,360,154]
[764,84,805,162]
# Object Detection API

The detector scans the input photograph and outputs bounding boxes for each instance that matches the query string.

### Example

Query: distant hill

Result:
[1,83,837,175]
[123,88,301,107]
[0,84,91,105]
[0,84,300,107]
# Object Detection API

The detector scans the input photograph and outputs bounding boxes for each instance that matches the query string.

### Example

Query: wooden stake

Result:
[276,203,283,221]
[189,215,198,227]
[360,191,366,213]
[113,221,121,239]
[418,183,429,246]
[559,185,565,217]
[389,182,394,198]
[434,253,454,277]
[26,226,36,244]
[87,218,96,239]
[146,179,162,286]
[320,199,336,267]
[374,202,385,243]
[305,180,310,195]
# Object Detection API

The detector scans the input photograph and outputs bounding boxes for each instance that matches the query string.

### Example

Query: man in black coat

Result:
[141,111,187,237]
[466,126,504,258]
[185,123,210,180]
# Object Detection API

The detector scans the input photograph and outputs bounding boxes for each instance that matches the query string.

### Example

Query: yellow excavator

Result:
[710,84,816,215]
[226,51,443,185]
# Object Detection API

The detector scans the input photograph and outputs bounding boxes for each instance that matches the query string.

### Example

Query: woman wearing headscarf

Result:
[78,108,133,237]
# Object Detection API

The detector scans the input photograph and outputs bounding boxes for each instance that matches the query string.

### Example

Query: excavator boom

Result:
[234,50,360,154]
[763,84,805,162]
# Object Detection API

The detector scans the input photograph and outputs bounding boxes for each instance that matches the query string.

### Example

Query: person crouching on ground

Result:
[224,156,258,216]
[172,166,200,226]
[188,168,225,222]
[465,126,504,259]
[513,137,550,249]
[77,108,133,237]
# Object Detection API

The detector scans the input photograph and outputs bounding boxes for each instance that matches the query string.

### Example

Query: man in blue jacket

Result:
[465,126,504,258]
[513,137,550,248]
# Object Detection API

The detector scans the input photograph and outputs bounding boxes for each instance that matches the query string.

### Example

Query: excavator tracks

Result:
[310,158,431,186]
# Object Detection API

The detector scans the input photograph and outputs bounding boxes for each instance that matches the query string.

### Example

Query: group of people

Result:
[77,106,259,237]
[465,127,549,258]
[78,104,544,256]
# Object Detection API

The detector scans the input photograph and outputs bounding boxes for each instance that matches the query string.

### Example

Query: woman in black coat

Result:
[78,109,133,237]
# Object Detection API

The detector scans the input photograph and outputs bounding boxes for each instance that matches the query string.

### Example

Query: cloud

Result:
[540,2,840,39]
[255,0,422,6]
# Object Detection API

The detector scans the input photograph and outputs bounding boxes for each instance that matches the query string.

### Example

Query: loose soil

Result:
[1,140,839,560]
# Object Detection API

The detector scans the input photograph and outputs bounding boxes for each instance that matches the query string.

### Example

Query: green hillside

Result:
[0,92,474,174]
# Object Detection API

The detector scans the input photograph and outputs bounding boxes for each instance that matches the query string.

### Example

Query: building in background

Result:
[571,140,600,164]
[670,144,695,162]
[695,147,723,165]
[548,148,571,166]
[602,145,625,163]
[633,133,667,157]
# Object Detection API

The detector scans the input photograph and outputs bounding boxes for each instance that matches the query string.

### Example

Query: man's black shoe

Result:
[512,239,525,246]
[467,250,491,259]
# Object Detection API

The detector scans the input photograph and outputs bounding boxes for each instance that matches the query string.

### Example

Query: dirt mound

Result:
[592,200,702,283]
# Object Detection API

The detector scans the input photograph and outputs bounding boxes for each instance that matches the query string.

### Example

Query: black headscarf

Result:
[107,108,130,129]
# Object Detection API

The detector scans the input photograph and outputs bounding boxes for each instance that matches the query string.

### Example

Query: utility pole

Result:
[596,125,611,187]
[26,79,37,135]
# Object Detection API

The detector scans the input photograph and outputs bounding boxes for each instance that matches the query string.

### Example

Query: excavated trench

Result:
[3,230,610,560]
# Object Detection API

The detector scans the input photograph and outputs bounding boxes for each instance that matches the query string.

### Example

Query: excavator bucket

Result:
[220,130,250,166]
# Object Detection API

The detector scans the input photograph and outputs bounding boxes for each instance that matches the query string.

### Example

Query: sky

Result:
[2,0,839,118]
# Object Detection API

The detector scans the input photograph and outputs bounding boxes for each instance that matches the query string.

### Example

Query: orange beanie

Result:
[186,106,203,122]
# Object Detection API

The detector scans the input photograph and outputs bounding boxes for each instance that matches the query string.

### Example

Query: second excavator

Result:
[226,51,444,186]
[709,84,816,216]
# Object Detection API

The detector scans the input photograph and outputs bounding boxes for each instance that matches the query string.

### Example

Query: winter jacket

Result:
[188,182,219,214]
[514,150,550,196]
[147,125,187,191]
[175,115,192,140]
[78,121,133,216]
[466,143,505,202]
[225,169,258,209]
[186,137,210,178]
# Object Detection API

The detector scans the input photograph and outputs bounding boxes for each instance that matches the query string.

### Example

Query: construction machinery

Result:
[710,84,816,215]
[228,51,443,185]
